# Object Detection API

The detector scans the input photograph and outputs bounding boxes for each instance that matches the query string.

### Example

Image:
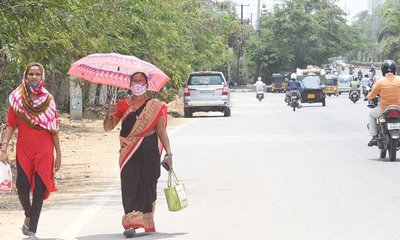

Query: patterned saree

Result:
[119,99,167,232]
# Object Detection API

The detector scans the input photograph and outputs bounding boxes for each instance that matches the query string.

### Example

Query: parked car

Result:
[183,71,231,118]
[337,75,353,94]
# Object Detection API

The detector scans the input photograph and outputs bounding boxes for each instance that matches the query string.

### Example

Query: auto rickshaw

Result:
[324,74,338,97]
[300,75,326,106]
[271,73,288,93]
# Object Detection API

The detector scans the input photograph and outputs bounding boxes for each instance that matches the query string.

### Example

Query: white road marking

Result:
[57,191,117,240]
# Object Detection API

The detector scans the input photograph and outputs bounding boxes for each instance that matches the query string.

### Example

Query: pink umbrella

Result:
[67,53,170,92]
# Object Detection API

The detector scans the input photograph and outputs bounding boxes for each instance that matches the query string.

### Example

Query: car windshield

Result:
[302,76,321,88]
[188,74,224,85]
[338,75,352,82]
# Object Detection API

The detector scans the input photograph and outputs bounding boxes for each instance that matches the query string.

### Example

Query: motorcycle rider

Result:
[357,68,363,80]
[349,64,355,75]
[370,63,376,77]
[254,76,265,93]
[361,74,372,94]
[285,73,303,105]
[254,77,265,100]
[367,60,400,146]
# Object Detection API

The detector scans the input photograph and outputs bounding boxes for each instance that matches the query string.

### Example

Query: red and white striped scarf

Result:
[8,63,59,132]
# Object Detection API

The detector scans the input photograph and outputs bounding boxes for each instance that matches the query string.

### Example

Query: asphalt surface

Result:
[5,90,400,240]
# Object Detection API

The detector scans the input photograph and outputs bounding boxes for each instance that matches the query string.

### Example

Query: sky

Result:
[231,0,369,25]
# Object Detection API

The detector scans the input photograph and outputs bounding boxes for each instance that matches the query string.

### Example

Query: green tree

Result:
[378,0,400,62]
[245,0,358,80]
[0,0,241,119]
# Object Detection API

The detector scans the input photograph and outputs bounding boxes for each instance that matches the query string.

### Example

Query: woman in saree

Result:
[0,62,61,240]
[103,72,173,238]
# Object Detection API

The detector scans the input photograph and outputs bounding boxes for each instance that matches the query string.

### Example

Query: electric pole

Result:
[256,0,261,38]
[255,0,261,82]
[236,3,249,84]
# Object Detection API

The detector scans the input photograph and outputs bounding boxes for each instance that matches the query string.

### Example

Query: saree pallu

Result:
[119,99,167,232]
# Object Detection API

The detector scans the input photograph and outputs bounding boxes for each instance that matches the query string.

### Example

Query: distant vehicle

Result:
[325,74,338,97]
[337,75,353,94]
[367,98,400,161]
[349,90,360,103]
[271,73,288,93]
[183,71,231,118]
[300,75,326,106]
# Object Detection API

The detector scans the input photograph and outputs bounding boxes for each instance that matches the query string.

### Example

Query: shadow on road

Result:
[368,158,400,163]
[77,232,187,239]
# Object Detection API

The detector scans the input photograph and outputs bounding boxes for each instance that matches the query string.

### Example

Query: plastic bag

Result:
[164,169,188,212]
[0,162,12,193]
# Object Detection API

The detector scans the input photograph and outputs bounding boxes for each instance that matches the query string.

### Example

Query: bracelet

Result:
[165,153,173,157]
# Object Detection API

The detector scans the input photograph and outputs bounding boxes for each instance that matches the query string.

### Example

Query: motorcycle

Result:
[362,85,371,98]
[256,91,264,102]
[288,90,300,111]
[367,98,400,161]
[349,90,360,103]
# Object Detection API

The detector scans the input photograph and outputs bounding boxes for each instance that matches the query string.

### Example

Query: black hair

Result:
[130,72,148,84]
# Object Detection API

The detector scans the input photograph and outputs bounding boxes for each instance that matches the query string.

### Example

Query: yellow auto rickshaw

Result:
[325,74,338,97]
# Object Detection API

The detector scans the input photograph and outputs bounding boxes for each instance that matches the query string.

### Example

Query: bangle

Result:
[165,153,173,157]
[106,115,113,120]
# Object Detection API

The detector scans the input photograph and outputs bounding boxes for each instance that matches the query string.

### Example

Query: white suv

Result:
[183,71,231,118]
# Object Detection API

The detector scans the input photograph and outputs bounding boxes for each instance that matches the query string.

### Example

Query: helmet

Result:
[290,73,297,80]
[364,74,369,77]
[381,59,397,76]
[257,77,262,81]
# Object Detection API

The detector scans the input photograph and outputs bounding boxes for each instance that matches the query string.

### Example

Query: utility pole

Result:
[256,0,261,38]
[255,0,261,82]
[236,3,249,84]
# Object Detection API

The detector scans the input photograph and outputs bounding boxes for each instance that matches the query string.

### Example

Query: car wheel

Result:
[184,108,192,118]
[224,107,231,117]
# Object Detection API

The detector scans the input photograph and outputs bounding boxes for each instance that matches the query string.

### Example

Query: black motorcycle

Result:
[368,98,400,161]
[362,85,371,98]
[288,90,300,111]
[349,90,360,103]
[256,91,264,102]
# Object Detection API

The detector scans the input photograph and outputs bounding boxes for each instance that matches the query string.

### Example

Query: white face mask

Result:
[130,84,147,96]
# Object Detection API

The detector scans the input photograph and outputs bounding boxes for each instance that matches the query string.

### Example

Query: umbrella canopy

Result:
[67,53,170,92]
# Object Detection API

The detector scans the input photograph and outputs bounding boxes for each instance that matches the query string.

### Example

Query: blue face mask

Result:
[28,83,40,89]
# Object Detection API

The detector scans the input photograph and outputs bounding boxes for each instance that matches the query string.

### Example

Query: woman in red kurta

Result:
[0,62,61,240]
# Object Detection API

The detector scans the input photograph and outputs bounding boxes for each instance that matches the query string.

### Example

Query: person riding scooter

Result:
[361,74,372,97]
[285,73,303,105]
[254,77,265,101]
[349,77,361,102]
[357,68,363,80]
[366,60,400,146]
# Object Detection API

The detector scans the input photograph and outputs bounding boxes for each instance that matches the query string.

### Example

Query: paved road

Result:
[5,92,400,240]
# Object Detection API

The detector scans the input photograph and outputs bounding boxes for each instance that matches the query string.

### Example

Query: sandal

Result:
[22,217,30,236]
[123,228,136,238]
[22,223,29,236]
